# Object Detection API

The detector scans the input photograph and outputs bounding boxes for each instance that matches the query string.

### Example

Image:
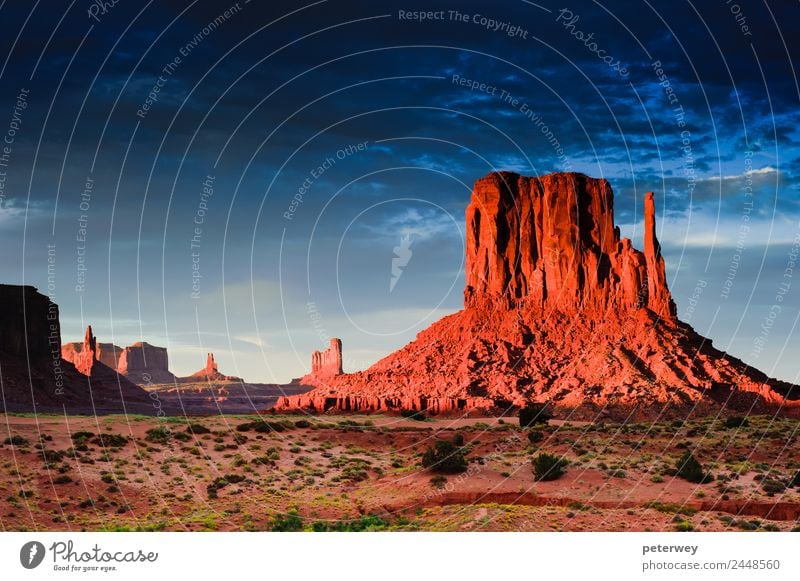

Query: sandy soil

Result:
[1,412,798,532]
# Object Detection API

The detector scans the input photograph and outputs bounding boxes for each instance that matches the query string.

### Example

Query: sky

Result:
[0,0,799,384]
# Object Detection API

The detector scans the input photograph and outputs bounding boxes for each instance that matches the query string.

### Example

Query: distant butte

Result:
[185,352,242,383]
[277,171,800,418]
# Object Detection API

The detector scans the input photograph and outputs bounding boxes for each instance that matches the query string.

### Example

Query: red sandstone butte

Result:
[276,172,800,418]
[62,331,121,372]
[117,342,176,384]
[183,352,242,383]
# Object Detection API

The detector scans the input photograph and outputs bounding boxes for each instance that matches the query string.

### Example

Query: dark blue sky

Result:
[1,0,799,382]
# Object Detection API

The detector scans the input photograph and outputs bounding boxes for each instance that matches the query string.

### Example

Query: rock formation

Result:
[0,285,152,413]
[183,352,242,382]
[62,333,121,372]
[276,172,800,418]
[118,342,176,384]
[62,325,97,376]
[313,338,344,376]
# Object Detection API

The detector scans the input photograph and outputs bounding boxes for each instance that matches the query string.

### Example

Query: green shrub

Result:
[430,474,448,488]
[92,434,128,447]
[761,479,786,495]
[532,452,567,481]
[527,430,544,444]
[70,431,94,442]
[519,403,552,428]
[789,471,800,488]
[400,409,426,421]
[186,423,211,435]
[294,420,311,429]
[421,439,468,474]
[145,427,172,444]
[724,416,749,429]
[675,451,713,484]
[236,421,285,433]
[270,509,303,531]
[3,435,28,446]
[311,515,389,532]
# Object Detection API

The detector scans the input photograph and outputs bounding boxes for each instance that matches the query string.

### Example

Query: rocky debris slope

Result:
[276,172,799,418]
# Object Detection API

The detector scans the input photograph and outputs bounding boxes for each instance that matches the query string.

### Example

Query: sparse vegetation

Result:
[723,416,749,429]
[421,438,468,474]
[674,451,713,484]
[145,427,172,444]
[3,436,28,446]
[400,409,426,421]
[518,403,552,428]
[270,509,303,532]
[532,452,567,481]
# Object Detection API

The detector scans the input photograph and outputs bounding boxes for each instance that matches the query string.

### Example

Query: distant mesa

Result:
[277,171,800,418]
[118,342,176,384]
[185,352,242,383]
[63,335,176,384]
[0,286,151,413]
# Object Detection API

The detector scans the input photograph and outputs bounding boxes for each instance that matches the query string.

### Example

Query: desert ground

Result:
[1,412,798,532]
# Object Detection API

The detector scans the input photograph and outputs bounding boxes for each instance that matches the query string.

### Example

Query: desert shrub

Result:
[675,451,713,484]
[532,452,567,481]
[311,515,389,532]
[145,427,172,444]
[53,475,72,484]
[3,435,28,446]
[270,509,304,532]
[724,416,749,429]
[761,479,786,495]
[421,439,468,474]
[430,474,448,488]
[186,423,211,435]
[70,431,94,443]
[674,520,694,532]
[41,449,64,464]
[400,409,426,421]
[789,471,800,488]
[236,421,285,433]
[92,434,128,448]
[294,420,311,429]
[452,433,465,446]
[518,403,552,428]
[172,432,191,442]
[644,502,696,516]
[527,430,544,444]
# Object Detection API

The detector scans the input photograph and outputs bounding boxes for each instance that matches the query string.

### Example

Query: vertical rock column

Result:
[643,192,676,319]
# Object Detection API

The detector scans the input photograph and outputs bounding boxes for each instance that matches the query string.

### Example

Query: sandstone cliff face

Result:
[297,338,344,389]
[463,172,675,318]
[276,172,799,417]
[0,286,151,413]
[312,339,343,377]
[118,342,176,384]
[62,337,121,371]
